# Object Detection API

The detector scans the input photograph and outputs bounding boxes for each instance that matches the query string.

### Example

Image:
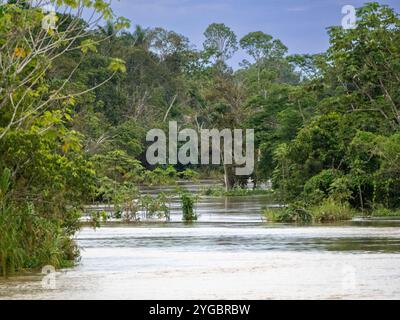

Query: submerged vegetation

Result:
[264,199,355,224]
[264,205,313,224]
[1,0,400,275]
[310,199,355,223]
[89,191,171,227]
[202,186,273,197]
[181,192,198,222]
[367,206,400,218]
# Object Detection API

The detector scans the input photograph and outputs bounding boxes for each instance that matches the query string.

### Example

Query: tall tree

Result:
[203,23,238,65]
[240,31,288,93]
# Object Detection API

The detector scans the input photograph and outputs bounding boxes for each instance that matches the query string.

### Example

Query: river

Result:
[1,182,400,300]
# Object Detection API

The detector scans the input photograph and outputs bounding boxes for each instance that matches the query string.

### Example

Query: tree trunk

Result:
[224,164,235,191]
[358,185,364,212]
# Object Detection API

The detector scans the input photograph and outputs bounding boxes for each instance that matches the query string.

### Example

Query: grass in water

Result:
[202,186,273,197]
[368,206,400,217]
[264,198,355,224]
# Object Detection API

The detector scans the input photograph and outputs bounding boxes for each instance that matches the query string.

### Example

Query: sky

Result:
[111,0,400,68]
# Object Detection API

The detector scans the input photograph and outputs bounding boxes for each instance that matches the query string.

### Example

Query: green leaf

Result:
[108,58,126,73]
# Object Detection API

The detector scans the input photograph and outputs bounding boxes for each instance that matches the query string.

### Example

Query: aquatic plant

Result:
[181,192,198,222]
[309,198,354,223]
[264,199,354,224]
[141,193,170,221]
[266,205,313,224]
[369,205,400,217]
[202,186,273,197]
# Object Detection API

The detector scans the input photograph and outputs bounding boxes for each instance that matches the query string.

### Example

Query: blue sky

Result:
[112,0,400,67]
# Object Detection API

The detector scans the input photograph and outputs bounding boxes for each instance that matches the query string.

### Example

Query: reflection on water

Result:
[1,185,400,300]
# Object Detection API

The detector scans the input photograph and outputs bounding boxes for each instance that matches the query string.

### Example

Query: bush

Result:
[303,169,342,204]
[0,203,79,277]
[179,169,199,180]
[263,208,283,222]
[181,192,198,222]
[264,199,354,224]
[310,198,354,223]
[0,169,79,277]
[370,205,400,217]
[264,205,312,224]
[202,186,272,197]
[141,193,170,221]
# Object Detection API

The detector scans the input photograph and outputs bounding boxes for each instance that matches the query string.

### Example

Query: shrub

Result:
[0,169,79,277]
[0,203,79,277]
[310,198,354,223]
[370,205,400,217]
[179,169,199,180]
[263,208,283,222]
[264,205,312,224]
[181,192,198,222]
[202,186,272,197]
[264,199,354,224]
[303,169,342,204]
[141,193,170,221]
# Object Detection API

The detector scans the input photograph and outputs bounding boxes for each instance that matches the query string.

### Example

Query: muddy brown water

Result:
[1,183,400,299]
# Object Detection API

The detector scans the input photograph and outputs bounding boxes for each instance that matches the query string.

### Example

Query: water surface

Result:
[1,186,400,300]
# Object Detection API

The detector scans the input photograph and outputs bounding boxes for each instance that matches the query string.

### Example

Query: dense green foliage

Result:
[269,3,400,214]
[0,0,126,276]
